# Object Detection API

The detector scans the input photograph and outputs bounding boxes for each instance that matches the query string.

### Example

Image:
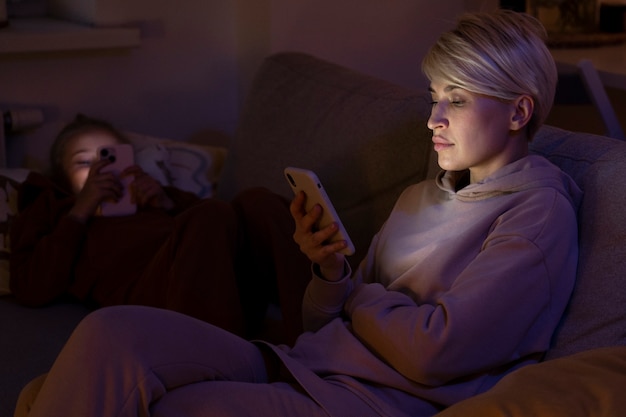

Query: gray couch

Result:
[1,52,626,417]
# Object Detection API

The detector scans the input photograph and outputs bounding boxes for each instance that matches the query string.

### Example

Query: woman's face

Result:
[62,131,120,194]
[427,78,527,184]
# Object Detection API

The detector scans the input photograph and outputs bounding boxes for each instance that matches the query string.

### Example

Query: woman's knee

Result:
[68,306,152,354]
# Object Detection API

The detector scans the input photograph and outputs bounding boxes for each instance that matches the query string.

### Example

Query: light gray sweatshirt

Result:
[263,155,582,417]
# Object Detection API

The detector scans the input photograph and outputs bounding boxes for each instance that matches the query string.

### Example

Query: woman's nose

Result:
[427,103,447,131]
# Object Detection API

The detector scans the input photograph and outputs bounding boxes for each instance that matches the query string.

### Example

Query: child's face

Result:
[62,131,121,194]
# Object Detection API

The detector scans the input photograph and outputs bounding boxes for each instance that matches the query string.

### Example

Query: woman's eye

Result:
[430,97,465,107]
[75,160,92,167]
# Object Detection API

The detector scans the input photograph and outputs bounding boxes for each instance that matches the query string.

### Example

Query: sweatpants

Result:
[22,306,334,417]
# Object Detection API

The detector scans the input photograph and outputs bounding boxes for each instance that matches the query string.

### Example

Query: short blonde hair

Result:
[422,10,557,139]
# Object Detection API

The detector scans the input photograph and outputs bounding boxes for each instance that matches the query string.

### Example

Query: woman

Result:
[17,10,581,417]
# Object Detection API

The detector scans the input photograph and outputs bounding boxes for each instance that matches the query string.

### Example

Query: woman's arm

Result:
[290,189,355,331]
[301,262,353,331]
[343,193,578,386]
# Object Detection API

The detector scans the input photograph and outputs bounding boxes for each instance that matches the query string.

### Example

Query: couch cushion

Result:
[218,52,433,264]
[436,346,626,417]
[531,125,626,359]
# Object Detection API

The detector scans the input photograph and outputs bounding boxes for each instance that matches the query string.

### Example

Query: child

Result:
[10,115,309,339]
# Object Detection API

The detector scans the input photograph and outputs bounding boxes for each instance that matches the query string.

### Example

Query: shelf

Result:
[0,17,140,54]
[551,43,626,91]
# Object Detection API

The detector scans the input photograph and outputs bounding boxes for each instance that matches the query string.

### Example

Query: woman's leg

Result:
[231,187,312,344]
[151,381,329,417]
[28,306,268,417]
[131,199,245,336]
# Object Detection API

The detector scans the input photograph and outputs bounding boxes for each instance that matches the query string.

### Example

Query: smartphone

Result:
[98,144,137,217]
[284,167,355,256]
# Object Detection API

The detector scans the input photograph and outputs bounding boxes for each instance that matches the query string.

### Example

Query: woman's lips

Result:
[432,136,453,152]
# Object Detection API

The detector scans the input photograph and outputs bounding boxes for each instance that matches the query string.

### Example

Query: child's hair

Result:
[421,9,557,140]
[49,114,130,187]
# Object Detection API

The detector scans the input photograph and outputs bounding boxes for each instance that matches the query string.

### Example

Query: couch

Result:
[1,51,626,416]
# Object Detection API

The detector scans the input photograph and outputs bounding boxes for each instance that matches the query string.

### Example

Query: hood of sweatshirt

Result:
[435,155,583,209]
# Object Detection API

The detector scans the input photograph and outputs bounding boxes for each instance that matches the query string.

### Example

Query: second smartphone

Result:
[98,144,137,217]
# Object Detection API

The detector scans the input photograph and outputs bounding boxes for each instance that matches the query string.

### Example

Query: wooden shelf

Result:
[0,17,140,54]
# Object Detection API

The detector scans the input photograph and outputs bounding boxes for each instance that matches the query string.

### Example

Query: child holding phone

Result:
[96,144,137,216]
[9,115,311,340]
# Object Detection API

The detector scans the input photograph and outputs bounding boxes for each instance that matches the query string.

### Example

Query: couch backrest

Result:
[531,125,626,359]
[218,52,433,264]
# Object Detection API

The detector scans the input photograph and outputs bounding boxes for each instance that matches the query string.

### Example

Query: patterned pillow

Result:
[129,133,228,199]
[0,169,29,296]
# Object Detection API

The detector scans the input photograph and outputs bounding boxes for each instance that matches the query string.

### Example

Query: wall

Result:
[236,0,497,104]
[0,0,495,169]
[0,0,240,169]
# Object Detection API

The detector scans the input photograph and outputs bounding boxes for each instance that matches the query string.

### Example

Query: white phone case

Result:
[284,167,355,256]
[98,144,137,217]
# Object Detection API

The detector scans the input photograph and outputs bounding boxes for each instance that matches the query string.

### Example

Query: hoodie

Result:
[262,155,582,417]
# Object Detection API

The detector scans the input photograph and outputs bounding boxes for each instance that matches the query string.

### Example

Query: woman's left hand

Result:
[123,165,175,211]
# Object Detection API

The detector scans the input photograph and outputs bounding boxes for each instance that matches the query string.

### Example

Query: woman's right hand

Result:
[290,190,347,281]
[68,159,123,223]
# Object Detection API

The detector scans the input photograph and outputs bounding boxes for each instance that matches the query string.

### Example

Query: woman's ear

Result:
[510,95,534,131]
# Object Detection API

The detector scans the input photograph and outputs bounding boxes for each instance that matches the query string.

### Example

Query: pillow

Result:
[0,169,30,296]
[436,346,626,417]
[128,132,228,199]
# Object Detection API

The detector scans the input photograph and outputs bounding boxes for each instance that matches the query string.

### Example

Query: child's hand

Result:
[290,190,346,281]
[123,165,174,211]
[69,159,123,222]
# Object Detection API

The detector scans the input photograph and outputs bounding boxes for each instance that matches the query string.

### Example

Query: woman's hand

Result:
[123,165,174,211]
[290,190,347,281]
[68,159,123,223]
